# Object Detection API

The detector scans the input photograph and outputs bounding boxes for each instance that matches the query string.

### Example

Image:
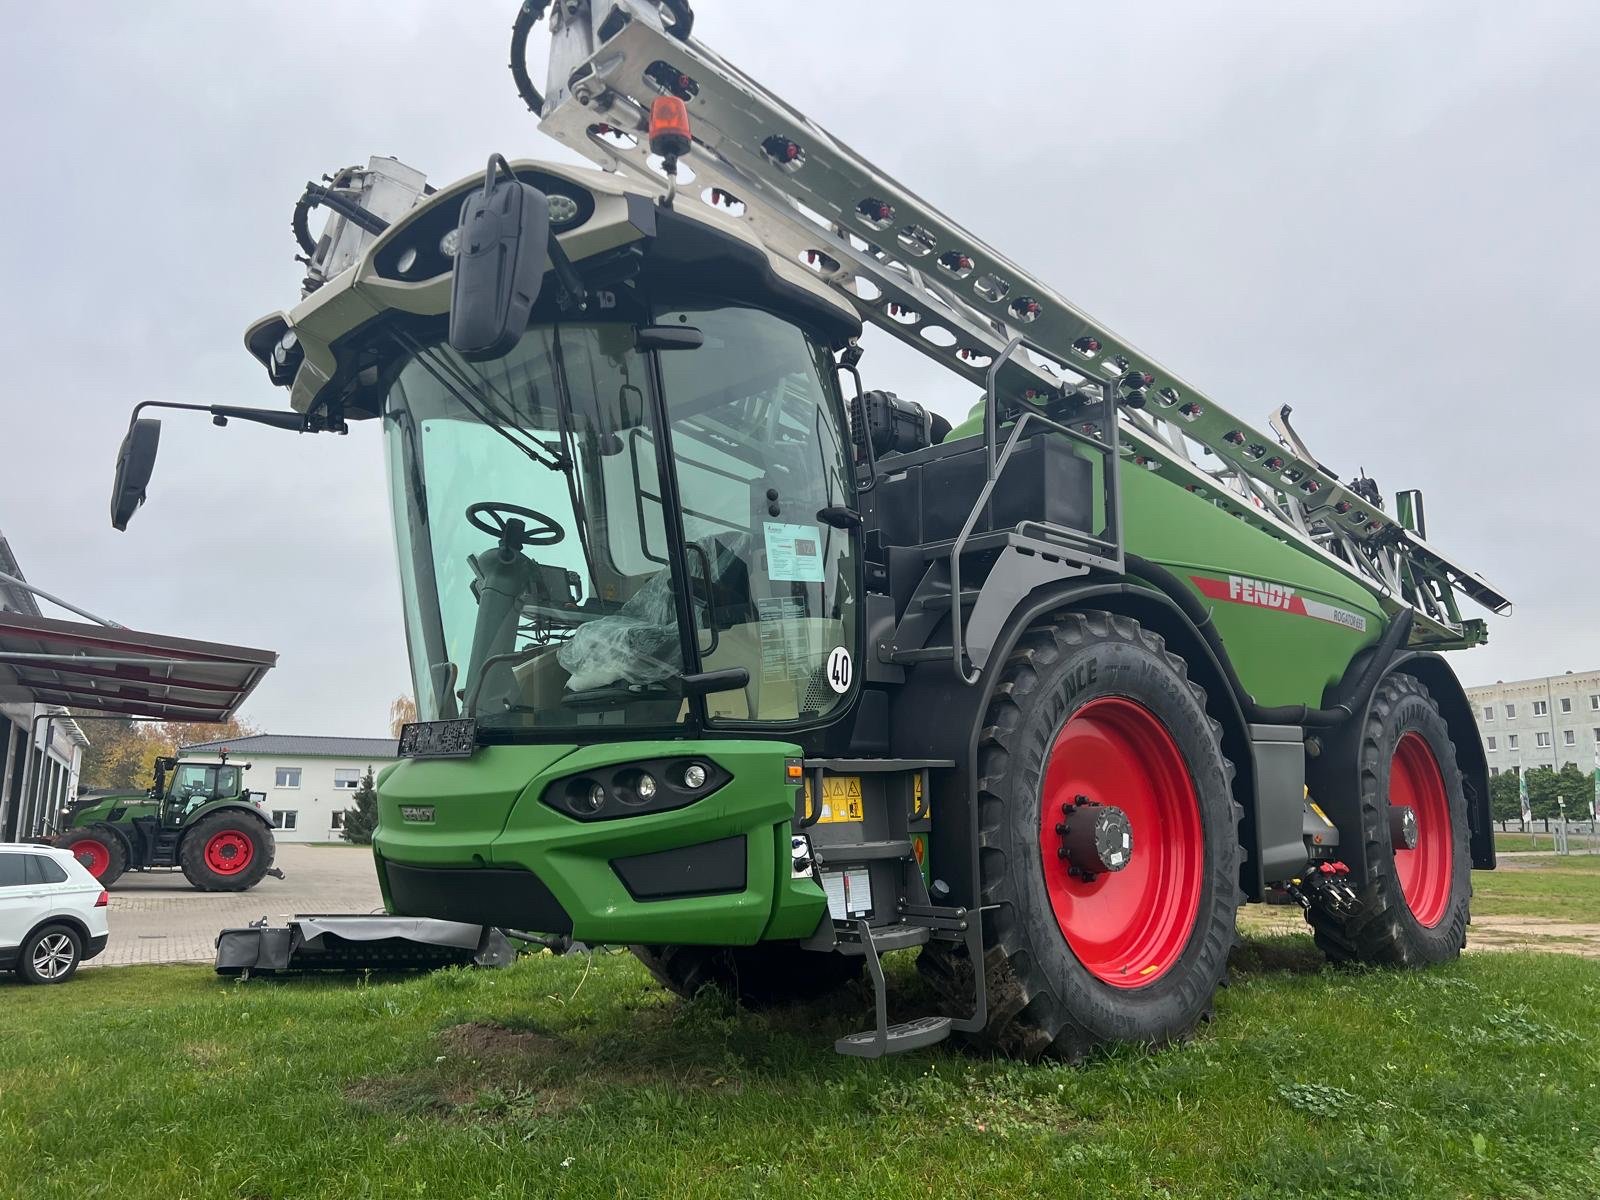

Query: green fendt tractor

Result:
[56,755,278,891]
[109,1,1509,1057]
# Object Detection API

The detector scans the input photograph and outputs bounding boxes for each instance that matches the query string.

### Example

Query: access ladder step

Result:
[835,1015,952,1059]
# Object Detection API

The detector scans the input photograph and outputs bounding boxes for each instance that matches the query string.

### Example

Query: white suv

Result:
[0,844,110,984]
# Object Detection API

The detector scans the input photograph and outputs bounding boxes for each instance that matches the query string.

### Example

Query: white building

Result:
[180,733,398,843]
[0,531,88,842]
[1467,670,1600,776]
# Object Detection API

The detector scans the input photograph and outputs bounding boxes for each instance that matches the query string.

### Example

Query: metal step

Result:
[836,1014,952,1059]
[835,923,928,955]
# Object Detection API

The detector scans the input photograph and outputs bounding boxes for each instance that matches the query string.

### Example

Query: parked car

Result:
[0,844,110,984]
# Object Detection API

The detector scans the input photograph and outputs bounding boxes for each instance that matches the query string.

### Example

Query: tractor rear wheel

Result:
[180,812,274,892]
[1305,673,1471,966]
[631,942,863,1008]
[919,611,1242,1060]
[54,827,128,887]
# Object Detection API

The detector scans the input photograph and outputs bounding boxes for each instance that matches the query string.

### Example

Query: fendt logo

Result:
[1227,575,1296,611]
[1189,573,1368,633]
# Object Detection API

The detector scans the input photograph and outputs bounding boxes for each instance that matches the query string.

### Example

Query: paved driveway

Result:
[93,843,385,967]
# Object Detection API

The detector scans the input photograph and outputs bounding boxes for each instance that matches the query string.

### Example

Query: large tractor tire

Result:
[919,611,1242,1061]
[631,942,863,1008]
[1305,673,1471,966]
[179,811,275,892]
[54,827,128,887]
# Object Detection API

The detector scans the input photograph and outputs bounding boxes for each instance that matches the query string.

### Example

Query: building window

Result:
[1482,706,1494,721]
[1490,767,1500,777]
[271,810,298,830]
[1563,730,1576,746]
[333,768,361,790]
[275,767,302,789]
[331,811,345,831]
[1486,736,1497,750]
[1592,695,1600,711]
[1533,700,1548,717]
[1508,734,1519,750]
[1561,698,1573,714]
[1536,732,1551,748]
[1505,703,1517,719]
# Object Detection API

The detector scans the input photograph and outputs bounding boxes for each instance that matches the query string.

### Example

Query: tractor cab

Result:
[157,756,250,826]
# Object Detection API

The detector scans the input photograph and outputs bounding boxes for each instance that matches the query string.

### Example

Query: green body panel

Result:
[373,741,827,945]
[67,794,159,829]
[947,407,1387,708]
[1117,460,1385,708]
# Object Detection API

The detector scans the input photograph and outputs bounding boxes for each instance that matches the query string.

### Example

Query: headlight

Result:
[544,759,729,823]
[439,227,460,258]
[548,193,580,228]
[395,246,419,276]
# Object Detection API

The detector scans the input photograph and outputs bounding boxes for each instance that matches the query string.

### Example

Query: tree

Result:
[341,766,379,845]
[77,715,259,792]
[389,695,417,738]
[1525,763,1589,829]
[1489,771,1521,830]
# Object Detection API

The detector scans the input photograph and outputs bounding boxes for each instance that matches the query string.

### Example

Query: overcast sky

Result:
[2,1,1596,737]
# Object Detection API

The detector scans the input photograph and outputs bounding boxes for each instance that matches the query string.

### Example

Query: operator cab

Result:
[386,292,859,741]
[159,757,247,822]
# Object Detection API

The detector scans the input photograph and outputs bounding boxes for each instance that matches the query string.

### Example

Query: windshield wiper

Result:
[390,328,568,473]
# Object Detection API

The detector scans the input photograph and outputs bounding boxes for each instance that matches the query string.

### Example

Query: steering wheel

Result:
[465,502,565,549]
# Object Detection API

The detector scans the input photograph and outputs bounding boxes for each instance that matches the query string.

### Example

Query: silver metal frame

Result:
[533,2,1507,641]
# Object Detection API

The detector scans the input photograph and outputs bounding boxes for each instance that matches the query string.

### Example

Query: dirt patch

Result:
[346,1019,741,1123]
[437,1021,565,1061]
[1469,916,1600,958]
[1235,904,1600,958]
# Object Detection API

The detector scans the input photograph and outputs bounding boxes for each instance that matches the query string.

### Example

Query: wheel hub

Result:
[1055,795,1134,881]
[1389,804,1420,852]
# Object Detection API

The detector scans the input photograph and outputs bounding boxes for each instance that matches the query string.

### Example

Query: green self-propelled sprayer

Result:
[110,1,1510,1058]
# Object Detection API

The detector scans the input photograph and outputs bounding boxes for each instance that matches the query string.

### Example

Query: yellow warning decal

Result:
[1308,801,1335,828]
[804,775,864,824]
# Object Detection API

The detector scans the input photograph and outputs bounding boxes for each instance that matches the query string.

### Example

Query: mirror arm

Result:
[127,400,318,435]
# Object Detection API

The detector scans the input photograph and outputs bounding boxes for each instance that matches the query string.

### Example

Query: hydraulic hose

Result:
[1123,554,1413,730]
[510,0,695,116]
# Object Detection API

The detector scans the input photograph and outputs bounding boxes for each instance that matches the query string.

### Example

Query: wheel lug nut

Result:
[1055,822,1067,836]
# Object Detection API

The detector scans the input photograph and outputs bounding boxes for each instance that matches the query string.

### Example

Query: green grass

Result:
[1473,854,1600,922]
[1496,831,1600,854]
[4,940,1599,1199]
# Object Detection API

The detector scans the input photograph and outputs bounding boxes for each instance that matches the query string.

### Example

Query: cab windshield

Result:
[168,764,240,802]
[383,305,857,736]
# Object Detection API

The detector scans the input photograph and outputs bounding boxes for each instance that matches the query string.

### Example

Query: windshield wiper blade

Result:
[390,329,568,472]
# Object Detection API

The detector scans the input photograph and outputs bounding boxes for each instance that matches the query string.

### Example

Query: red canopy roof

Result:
[0,611,276,722]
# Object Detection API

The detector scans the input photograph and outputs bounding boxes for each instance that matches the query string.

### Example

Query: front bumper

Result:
[373,740,827,946]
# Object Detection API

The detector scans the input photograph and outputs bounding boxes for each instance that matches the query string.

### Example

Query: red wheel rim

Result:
[1389,732,1453,928]
[1039,697,1204,988]
[203,831,255,876]
[70,839,111,879]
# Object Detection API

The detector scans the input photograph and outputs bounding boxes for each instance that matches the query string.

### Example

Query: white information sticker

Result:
[821,868,874,920]
[825,646,853,694]
[763,521,825,583]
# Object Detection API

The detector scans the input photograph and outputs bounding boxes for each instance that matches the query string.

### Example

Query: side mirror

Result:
[636,325,704,352]
[448,154,551,362]
[111,418,161,531]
